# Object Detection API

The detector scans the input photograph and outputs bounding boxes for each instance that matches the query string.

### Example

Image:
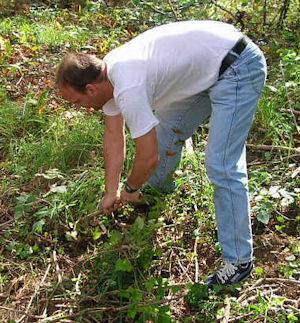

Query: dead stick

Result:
[18,263,51,322]
[0,306,44,319]
[177,259,193,283]
[265,277,300,285]
[228,312,254,322]
[248,154,299,166]
[222,296,231,323]
[238,278,264,302]
[52,250,62,284]
[241,287,280,306]
[194,237,199,283]
[0,219,14,229]
[167,0,178,20]
[42,296,182,321]
[247,143,300,155]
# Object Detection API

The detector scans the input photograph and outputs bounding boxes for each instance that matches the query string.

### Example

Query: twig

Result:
[222,296,231,323]
[17,263,51,322]
[210,0,238,24]
[286,304,300,313]
[16,74,24,86]
[246,143,300,155]
[228,311,254,322]
[177,259,193,283]
[241,287,280,306]
[27,198,52,207]
[280,108,300,116]
[0,306,44,319]
[140,0,166,15]
[0,219,14,229]
[42,295,183,322]
[167,0,178,20]
[264,277,300,285]
[248,153,299,166]
[194,237,199,283]
[75,273,82,296]
[238,278,264,302]
[169,249,174,276]
[52,250,62,284]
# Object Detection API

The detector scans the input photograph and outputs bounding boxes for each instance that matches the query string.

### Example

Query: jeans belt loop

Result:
[219,36,249,76]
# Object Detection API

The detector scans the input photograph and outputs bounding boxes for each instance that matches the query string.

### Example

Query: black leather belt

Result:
[219,37,249,76]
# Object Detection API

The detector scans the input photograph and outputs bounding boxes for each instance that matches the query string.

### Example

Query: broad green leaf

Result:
[115,259,133,272]
[257,209,271,224]
[93,229,102,241]
[32,219,45,233]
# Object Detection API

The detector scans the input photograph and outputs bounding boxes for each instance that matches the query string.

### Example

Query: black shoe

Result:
[205,261,254,286]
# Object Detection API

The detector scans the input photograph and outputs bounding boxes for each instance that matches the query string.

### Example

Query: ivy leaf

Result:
[32,219,45,233]
[257,209,271,224]
[14,205,24,220]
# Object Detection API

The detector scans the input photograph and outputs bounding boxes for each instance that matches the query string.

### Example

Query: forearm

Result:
[104,143,125,194]
[126,154,158,189]
[126,128,159,189]
[103,117,125,195]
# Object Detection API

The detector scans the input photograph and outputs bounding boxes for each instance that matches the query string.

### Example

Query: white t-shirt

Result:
[103,20,242,138]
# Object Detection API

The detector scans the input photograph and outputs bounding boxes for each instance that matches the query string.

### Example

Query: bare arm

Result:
[100,114,125,214]
[121,127,159,203]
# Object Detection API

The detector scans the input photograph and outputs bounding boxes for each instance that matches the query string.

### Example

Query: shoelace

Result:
[216,263,238,284]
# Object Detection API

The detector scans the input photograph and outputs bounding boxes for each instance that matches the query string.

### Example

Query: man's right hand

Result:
[99,192,122,215]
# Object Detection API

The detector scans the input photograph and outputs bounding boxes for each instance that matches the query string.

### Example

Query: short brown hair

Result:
[56,53,105,92]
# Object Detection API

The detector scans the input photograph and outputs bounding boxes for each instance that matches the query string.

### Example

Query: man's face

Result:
[60,85,104,110]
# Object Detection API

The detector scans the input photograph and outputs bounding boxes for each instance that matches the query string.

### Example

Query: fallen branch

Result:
[241,287,280,306]
[247,143,300,155]
[167,0,178,20]
[228,311,254,322]
[238,278,264,303]
[0,306,44,319]
[194,237,199,283]
[42,296,182,322]
[140,1,166,15]
[264,277,300,285]
[52,250,62,284]
[17,263,51,323]
[0,219,14,230]
[177,259,193,283]
[222,296,231,323]
[248,153,299,166]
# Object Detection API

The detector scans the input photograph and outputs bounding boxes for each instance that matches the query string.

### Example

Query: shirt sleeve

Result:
[102,98,121,116]
[116,85,159,139]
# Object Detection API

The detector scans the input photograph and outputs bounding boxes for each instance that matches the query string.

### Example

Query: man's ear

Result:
[85,83,98,96]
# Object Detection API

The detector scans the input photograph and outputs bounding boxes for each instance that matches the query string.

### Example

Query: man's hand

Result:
[99,192,122,215]
[120,189,144,204]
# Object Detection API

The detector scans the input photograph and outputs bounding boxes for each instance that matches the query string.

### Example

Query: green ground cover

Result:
[0,1,299,322]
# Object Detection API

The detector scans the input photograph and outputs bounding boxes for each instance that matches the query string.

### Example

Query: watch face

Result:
[125,183,137,193]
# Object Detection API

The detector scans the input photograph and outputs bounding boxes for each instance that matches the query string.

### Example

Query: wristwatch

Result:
[124,182,139,193]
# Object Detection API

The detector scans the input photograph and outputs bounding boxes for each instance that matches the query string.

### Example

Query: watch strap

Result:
[124,182,138,193]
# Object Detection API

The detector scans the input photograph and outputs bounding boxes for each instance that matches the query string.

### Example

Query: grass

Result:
[0,1,299,322]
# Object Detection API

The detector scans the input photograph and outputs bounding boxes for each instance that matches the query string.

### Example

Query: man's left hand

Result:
[120,190,145,204]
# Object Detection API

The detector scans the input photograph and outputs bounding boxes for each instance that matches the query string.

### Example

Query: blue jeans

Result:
[148,40,267,264]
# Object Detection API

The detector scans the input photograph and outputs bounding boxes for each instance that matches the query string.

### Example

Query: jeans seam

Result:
[223,76,240,263]
[158,113,185,188]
